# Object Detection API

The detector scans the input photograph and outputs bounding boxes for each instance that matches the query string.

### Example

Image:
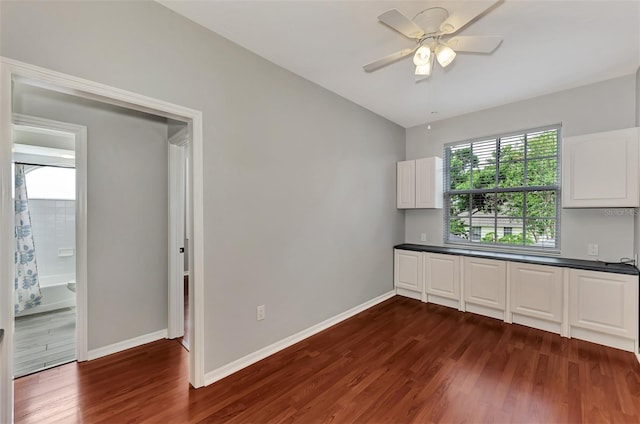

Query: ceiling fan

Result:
[363,1,503,79]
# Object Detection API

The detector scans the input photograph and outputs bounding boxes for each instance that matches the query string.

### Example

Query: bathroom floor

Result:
[14,307,76,378]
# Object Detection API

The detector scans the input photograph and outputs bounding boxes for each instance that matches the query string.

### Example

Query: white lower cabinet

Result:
[569,269,638,352]
[393,249,639,354]
[509,262,564,334]
[463,257,506,320]
[394,249,423,299]
[424,253,460,309]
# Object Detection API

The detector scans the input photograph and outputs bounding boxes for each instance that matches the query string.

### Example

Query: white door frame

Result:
[12,113,89,362]
[0,57,206,424]
[168,127,188,339]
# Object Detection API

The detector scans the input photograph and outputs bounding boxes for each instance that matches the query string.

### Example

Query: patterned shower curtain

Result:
[14,164,42,314]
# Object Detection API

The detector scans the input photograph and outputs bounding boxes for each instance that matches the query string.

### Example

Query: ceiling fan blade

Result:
[446,36,502,53]
[378,9,425,39]
[439,0,501,35]
[363,47,417,73]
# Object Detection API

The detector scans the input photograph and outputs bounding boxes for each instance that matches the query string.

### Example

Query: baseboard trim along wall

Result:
[87,329,168,361]
[204,290,396,386]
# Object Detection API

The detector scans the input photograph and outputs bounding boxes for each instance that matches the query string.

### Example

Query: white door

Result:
[168,136,187,339]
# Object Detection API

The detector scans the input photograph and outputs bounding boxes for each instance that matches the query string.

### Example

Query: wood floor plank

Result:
[14,296,640,423]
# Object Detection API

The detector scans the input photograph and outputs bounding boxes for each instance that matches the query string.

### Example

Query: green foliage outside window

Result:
[446,128,559,249]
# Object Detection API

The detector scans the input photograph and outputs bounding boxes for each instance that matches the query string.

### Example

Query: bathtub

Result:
[16,274,76,317]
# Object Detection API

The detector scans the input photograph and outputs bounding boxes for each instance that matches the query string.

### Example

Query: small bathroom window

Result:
[25,167,76,200]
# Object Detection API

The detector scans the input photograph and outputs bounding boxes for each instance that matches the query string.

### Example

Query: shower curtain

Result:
[14,164,42,314]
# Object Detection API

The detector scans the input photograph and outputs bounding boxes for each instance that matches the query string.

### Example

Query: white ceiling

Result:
[160,0,640,128]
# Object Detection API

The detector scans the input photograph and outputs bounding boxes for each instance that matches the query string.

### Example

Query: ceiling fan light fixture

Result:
[435,44,456,67]
[415,63,432,76]
[412,46,431,66]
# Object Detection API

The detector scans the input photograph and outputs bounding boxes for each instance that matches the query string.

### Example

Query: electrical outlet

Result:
[420,233,427,242]
[587,243,599,256]
[256,305,265,321]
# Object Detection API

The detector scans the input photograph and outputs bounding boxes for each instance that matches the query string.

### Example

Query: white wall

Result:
[28,199,76,285]
[13,84,169,350]
[635,67,640,263]
[406,74,638,262]
[0,1,405,370]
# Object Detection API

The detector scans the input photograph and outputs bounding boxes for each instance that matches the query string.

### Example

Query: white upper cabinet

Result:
[397,157,442,209]
[415,157,443,209]
[397,160,415,209]
[562,127,639,208]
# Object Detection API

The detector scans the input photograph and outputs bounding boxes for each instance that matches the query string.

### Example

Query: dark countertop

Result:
[395,244,640,276]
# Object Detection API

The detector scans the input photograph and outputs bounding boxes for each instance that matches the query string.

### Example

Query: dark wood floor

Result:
[14,296,640,423]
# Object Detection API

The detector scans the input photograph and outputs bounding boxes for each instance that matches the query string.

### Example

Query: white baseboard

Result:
[87,329,167,360]
[204,290,396,386]
[395,287,422,301]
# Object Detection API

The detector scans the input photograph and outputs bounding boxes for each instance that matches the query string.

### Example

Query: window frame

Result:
[471,226,482,241]
[443,124,561,253]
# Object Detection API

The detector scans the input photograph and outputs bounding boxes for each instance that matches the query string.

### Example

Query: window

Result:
[444,125,560,251]
[25,166,76,200]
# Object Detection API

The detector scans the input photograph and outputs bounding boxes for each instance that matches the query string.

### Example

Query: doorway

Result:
[0,57,206,423]
[11,114,88,379]
[12,121,81,377]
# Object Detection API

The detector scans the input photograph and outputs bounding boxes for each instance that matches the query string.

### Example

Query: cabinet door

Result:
[569,269,638,339]
[394,250,423,292]
[415,157,443,209]
[510,262,563,323]
[397,160,415,209]
[563,127,639,207]
[464,257,506,310]
[425,253,459,300]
